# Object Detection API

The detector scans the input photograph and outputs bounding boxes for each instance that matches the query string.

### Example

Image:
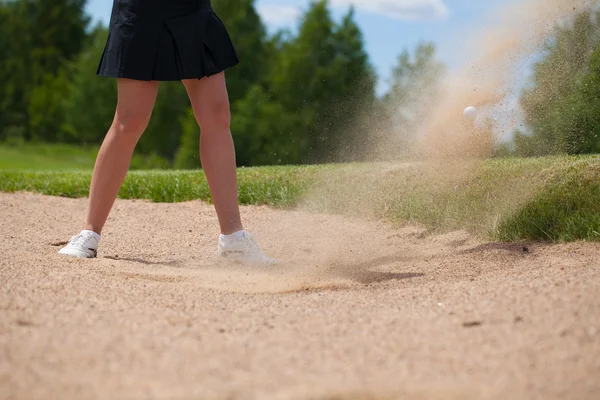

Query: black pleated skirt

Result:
[97,0,239,81]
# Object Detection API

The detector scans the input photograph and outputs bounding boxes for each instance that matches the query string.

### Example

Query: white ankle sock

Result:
[81,230,101,242]
[220,230,246,246]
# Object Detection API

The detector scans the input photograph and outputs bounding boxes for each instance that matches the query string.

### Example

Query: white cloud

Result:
[330,0,450,21]
[257,4,301,25]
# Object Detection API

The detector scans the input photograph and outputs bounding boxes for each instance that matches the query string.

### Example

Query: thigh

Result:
[115,78,160,123]
[182,73,230,119]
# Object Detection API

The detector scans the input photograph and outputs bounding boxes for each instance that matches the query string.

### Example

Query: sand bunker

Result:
[2,193,599,399]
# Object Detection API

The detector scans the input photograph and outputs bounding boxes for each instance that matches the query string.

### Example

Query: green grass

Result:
[495,157,600,241]
[301,156,600,242]
[0,143,99,170]
[0,166,322,206]
[0,143,170,170]
[1,154,599,242]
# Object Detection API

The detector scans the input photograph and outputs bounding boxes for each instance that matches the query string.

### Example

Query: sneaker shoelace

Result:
[70,233,90,248]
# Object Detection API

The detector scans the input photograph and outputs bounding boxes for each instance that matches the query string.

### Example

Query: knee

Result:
[195,98,231,132]
[112,111,151,141]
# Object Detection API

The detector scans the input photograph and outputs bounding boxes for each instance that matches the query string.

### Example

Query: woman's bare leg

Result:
[84,79,159,234]
[182,73,243,235]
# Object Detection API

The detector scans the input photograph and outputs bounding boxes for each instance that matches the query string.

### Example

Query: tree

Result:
[28,68,73,142]
[518,10,600,155]
[269,0,375,164]
[360,42,445,161]
[571,44,600,153]
[66,25,117,144]
[314,7,377,162]
[232,84,312,165]
[0,3,20,140]
[211,0,270,104]
[0,0,90,141]
[384,42,445,146]
[0,0,32,139]
[28,0,90,73]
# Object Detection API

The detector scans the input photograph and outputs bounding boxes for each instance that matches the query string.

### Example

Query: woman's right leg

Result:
[84,78,159,234]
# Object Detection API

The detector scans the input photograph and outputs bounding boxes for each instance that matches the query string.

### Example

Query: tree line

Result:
[514,10,600,156]
[1,0,599,168]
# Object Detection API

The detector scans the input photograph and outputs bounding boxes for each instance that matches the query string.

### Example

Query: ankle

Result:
[220,224,244,236]
[219,230,246,245]
[82,229,102,241]
[84,225,102,235]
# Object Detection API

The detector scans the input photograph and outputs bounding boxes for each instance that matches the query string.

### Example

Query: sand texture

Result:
[1,192,599,400]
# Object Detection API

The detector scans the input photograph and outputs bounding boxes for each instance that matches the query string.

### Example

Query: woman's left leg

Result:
[182,73,273,264]
[182,73,242,235]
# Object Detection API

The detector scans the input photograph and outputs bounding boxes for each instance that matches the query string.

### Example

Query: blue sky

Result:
[86,0,507,93]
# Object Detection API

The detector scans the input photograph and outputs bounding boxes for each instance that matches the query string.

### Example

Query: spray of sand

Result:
[150,0,597,295]
[306,0,596,207]
[247,0,598,293]
[413,0,596,160]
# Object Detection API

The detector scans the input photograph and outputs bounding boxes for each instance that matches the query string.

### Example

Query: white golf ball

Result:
[463,106,477,120]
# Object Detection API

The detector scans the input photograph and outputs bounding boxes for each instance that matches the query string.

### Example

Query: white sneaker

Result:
[58,231,99,258]
[218,231,275,265]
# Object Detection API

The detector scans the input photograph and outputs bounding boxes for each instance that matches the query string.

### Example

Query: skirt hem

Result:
[96,61,239,81]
